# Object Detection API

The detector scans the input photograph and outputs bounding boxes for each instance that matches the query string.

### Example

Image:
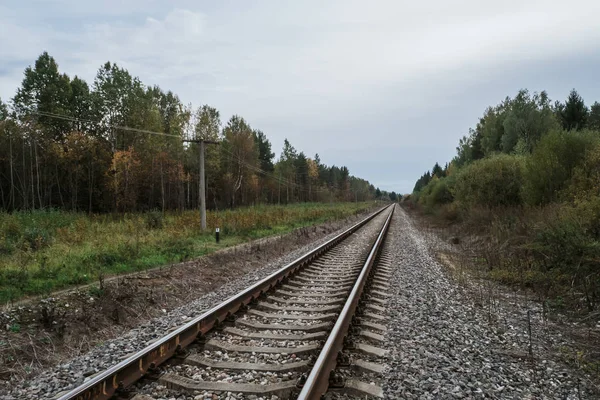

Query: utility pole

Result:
[183,138,218,231]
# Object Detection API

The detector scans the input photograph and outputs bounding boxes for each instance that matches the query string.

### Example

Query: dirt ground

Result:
[0,210,373,383]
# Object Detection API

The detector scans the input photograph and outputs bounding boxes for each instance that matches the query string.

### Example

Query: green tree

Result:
[194,104,220,140]
[0,97,7,121]
[69,76,92,131]
[523,129,595,205]
[12,51,73,140]
[480,101,509,155]
[294,152,309,201]
[558,89,588,131]
[220,115,259,206]
[588,101,600,131]
[253,129,274,172]
[432,162,444,178]
[502,89,558,153]
[454,127,483,166]
[92,61,136,149]
[413,171,432,192]
[276,139,297,203]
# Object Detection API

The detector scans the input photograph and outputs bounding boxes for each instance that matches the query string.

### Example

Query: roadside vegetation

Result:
[0,202,376,302]
[407,88,600,315]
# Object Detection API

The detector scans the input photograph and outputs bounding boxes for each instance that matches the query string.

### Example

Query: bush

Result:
[565,141,600,204]
[453,154,525,207]
[523,129,597,205]
[531,212,600,310]
[418,177,454,210]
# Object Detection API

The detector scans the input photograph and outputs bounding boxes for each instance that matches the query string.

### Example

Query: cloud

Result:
[1,1,600,193]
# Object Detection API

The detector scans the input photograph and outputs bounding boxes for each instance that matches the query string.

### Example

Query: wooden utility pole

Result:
[183,138,218,231]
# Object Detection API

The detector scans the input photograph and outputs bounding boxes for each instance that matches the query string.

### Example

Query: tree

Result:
[432,162,444,178]
[558,89,588,131]
[413,171,432,192]
[453,126,484,166]
[502,89,558,153]
[480,101,509,155]
[338,166,350,200]
[189,105,222,207]
[253,129,274,172]
[220,115,258,206]
[0,97,8,121]
[0,52,381,212]
[307,158,319,201]
[375,188,382,198]
[12,51,73,141]
[195,105,220,140]
[523,130,595,205]
[276,139,297,203]
[588,102,600,131]
[109,148,141,211]
[294,152,309,201]
[92,61,136,149]
[69,76,92,131]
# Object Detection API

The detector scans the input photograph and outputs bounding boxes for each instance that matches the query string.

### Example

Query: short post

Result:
[215,227,220,243]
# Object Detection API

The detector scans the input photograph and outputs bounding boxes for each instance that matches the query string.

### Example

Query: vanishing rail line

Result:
[56,204,395,400]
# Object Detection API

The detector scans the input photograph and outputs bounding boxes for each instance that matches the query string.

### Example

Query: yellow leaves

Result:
[307,158,319,180]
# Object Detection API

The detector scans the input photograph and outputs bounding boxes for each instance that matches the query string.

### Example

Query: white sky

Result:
[2,0,600,193]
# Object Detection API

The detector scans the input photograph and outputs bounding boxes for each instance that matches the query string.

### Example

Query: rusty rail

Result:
[55,205,392,400]
[297,204,394,400]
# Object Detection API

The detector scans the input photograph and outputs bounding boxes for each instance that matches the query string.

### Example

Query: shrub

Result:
[453,154,525,207]
[418,177,454,210]
[565,141,600,203]
[523,129,597,205]
[532,213,600,310]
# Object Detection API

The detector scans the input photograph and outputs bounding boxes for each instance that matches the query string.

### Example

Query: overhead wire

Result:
[31,110,182,138]
[27,110,363,196]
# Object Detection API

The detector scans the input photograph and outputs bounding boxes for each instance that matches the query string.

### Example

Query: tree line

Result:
[413,88,600,194]
[410,88,600,310]
[0,52,390,213]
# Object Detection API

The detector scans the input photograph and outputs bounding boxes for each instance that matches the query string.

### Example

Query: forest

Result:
[0,52,392,213]
[409,88,600,312]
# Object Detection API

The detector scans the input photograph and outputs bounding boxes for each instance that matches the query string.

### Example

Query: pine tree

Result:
[560,89,588,131]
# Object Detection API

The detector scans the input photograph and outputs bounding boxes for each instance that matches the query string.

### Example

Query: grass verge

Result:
[0,202,376,302]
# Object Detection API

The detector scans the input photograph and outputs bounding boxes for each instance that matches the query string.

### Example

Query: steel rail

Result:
[55,204,392,400]
[297,204,394,400]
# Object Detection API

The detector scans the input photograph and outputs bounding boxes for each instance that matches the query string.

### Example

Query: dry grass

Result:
[0,202,375,302]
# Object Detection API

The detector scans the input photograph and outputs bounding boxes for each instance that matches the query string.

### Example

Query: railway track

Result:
[55,204,395,400]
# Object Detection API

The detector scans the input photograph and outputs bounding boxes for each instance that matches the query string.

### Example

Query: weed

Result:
[145,210,163,230]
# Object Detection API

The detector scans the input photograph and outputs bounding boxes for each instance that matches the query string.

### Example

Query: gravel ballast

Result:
[384,206,597,399]
[0,210,380,400]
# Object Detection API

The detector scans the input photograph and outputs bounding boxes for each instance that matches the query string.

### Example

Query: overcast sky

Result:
[2,1,600,193]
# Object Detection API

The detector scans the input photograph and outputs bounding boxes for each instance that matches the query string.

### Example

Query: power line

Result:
[25,110,367,196]
[31,110,182,138]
